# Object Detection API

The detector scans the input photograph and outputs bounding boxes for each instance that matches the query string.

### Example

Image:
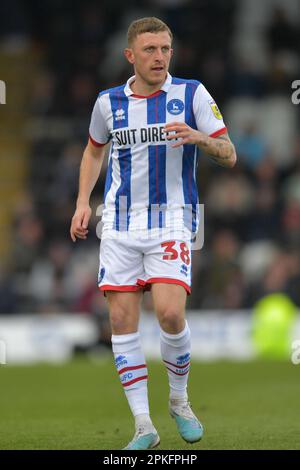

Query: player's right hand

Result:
[70,204,92,242]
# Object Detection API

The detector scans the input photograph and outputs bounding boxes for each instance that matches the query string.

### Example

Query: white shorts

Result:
[98,230,192,295]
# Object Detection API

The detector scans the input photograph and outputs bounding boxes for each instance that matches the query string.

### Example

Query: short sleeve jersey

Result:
[89,73,226,233]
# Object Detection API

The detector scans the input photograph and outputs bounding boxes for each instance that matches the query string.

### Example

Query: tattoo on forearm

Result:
[198,135,235,167]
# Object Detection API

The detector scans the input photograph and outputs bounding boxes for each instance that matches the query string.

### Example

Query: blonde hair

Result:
[127,17,173,46]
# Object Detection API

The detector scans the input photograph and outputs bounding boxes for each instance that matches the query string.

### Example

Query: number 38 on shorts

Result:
[161,241,191,265]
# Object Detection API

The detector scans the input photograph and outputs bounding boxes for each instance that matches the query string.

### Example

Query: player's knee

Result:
[158,308,184,334]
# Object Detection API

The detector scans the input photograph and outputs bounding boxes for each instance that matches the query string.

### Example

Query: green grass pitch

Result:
[0,357,299,450]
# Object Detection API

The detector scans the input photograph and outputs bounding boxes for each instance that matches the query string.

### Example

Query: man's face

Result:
[125,31,173,86]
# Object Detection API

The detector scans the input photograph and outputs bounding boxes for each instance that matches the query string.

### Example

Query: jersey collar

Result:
[124,72,172,97]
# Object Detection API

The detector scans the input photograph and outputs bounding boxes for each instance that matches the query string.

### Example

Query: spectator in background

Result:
[189,230,244,309]
[11,196,44,276]
[30,69,56,116]
[27,240,72,310]
[244,251,300,307]
[233,123,268,170]
[49,142,83,206]
[267,7,298,54]
[0,268,17,313]
[244,185,280,242]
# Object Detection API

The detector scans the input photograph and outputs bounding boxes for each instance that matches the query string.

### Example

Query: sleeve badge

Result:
[209,100,223,120]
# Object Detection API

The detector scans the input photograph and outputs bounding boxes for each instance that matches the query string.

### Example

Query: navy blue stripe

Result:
[147,93,167,229]
[114,149,132,231]
[182,83,199,233]
[104,144,114,202]
[109,86,129,130]
[109,86,130,229]
[147,92,166,124]
[182,146,198,232]
[184,81,197,129]
[148,145,167,229]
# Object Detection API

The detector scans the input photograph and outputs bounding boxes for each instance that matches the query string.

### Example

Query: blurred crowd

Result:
[1,0,300,315]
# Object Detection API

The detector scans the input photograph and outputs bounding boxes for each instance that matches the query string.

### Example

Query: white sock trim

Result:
[160,321,190,347]
[111,331,140,353]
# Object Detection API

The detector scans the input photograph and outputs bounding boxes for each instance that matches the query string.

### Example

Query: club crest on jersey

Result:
[167,99,184,115]
[115,108,126,121]
[209,100,223,120]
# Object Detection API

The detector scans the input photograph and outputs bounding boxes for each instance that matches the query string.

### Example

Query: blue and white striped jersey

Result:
[89,73,226,233]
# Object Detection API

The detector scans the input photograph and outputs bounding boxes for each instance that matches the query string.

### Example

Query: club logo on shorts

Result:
[98,267,105,284]
[180,264,188,276]
[167,99,184,115]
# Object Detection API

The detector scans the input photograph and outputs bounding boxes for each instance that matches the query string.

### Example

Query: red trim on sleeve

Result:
[89,135,106,147]
[209,127,227,138]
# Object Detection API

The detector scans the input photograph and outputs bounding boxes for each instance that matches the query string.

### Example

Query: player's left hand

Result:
[164,122,204,148]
